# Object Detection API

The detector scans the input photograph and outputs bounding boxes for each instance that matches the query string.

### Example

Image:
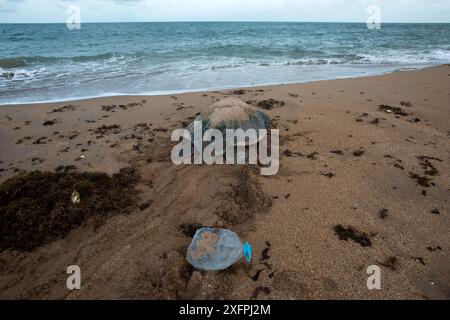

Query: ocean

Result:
[1,22,450,104]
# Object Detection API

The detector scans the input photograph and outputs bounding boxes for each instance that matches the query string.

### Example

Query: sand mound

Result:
[216,167,270,225]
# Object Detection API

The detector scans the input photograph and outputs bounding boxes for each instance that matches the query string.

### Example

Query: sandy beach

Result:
[0,65,449,300]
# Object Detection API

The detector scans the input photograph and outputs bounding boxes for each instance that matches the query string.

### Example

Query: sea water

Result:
[1,22,449,104]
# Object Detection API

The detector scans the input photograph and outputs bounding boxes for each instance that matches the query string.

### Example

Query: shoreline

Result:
[0,64,441,107]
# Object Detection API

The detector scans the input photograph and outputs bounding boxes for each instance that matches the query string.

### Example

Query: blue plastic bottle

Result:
[186,228,253,271]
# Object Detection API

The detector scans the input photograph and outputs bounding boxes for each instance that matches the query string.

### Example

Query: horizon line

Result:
[1,20,450,24]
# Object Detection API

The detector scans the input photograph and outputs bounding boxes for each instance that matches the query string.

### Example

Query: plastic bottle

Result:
[186,228,253,271]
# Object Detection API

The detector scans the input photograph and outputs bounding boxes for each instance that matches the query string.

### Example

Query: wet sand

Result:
[0,65,449,300]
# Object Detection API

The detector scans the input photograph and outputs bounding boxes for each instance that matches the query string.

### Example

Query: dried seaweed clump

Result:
[333,225,372,247]
[0,167,139,252]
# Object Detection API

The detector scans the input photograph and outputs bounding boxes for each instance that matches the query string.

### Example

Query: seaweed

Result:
[378,104,408,116]
[417,156,441,176]
[92,124,121,135]
[430,208,441,215]
[251,269,264,281]
[333,225,372,247]
[380,256,399,270]
[412,257,426,266]
[48,105,77,113]
[33,137,48,145]
[307,152,319,160]
[321,172,335,178]
[400,101,412,107]
[101,101,145,112]
[378,208,389,219]
[0,167,139,252]
[409,173,432,188]
[353,149,366,157]
[261,241,271,261]
[330,150,344,156]
[43,120,58,126]
[247,99,285,110]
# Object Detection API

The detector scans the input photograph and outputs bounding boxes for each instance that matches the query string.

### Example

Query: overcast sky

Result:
[1,0,449,23]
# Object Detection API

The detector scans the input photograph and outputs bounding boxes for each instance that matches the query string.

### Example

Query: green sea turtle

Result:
[186,98,271,155]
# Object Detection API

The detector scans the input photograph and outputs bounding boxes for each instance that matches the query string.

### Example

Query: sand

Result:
[0,65,449,300]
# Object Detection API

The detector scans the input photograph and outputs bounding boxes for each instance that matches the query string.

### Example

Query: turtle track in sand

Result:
[126,130,272,299]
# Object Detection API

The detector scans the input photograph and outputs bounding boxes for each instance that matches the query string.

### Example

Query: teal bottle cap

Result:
[243,242,252,264]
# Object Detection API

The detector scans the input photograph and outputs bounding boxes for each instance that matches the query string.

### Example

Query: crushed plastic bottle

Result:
[186,227,252,271]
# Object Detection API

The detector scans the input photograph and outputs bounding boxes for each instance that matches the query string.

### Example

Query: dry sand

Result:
[0,65,449,300]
